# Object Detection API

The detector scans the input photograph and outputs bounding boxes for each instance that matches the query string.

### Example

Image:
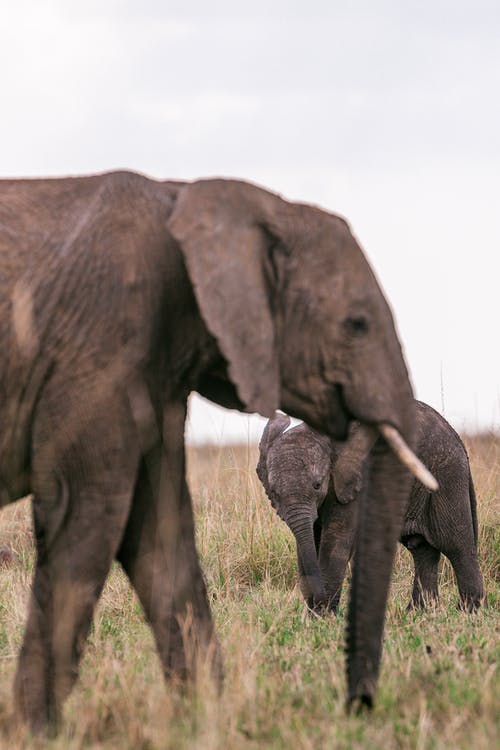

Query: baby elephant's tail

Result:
[469,470,479,547]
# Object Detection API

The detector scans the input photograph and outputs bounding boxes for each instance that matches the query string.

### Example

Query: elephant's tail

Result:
[469,470,479,547]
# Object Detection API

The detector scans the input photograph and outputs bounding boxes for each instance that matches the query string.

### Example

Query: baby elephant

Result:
[257,401,484,613]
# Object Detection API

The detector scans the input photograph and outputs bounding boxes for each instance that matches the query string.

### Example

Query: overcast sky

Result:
[1,1,498,441]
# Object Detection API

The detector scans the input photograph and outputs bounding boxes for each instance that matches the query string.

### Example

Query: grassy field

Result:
[0,433,498,749]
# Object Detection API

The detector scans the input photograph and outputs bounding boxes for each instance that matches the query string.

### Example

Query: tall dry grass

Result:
[0,433,498,749]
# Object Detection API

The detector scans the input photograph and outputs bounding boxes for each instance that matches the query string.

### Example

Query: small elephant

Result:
[257,402,484,613]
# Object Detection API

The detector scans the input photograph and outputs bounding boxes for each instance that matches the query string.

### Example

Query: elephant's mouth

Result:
[326,383,352,440]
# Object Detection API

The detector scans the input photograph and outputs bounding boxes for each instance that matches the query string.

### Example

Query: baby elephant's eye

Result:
[312,480,322,490]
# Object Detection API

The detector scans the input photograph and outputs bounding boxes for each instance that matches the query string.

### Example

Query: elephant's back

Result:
[1,171,169,328]
[0,171,161,266]
[0,170,177,409]
[414,400,470,492]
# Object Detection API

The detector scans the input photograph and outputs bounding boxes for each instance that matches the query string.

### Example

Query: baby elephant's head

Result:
[258,416,332,522]
[257,412,333,609]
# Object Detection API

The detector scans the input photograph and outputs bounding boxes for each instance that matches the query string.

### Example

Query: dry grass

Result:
[0,434,498,748]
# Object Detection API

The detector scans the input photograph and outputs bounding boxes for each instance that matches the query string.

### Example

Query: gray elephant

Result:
[257,402,484,614]
[0,169,434,730]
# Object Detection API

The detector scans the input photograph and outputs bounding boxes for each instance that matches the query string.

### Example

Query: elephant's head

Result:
[257,414,378,611]
[167,178,413,440]
[257,413,333,609]
[167,178,436,707]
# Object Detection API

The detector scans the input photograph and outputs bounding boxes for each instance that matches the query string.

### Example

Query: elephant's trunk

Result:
[286,505,327,607]
[346,434,414,708]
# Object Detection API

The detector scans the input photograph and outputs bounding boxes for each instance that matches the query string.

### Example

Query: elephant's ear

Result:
[332,423,377,504]
[256,412,291,493]
[167,179,285,417]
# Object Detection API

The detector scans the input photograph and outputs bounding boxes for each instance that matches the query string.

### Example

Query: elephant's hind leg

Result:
[406,537,440,609]
[444,548,484,611]
[117,401,222,688]
[15,411,138,733]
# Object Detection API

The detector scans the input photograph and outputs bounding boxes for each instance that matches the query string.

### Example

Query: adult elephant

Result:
[0,170,433,731]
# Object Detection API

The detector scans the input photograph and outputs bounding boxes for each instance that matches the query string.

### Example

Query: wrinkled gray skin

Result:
[258,402,484,614]
[1,170,415,730]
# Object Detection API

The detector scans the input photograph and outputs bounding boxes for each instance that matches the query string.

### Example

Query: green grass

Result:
[0,434,498,748]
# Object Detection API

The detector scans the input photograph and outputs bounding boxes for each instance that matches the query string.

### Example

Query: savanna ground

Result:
[0,433,498,749]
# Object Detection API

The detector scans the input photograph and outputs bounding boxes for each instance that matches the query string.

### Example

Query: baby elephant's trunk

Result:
[285,505,326,608]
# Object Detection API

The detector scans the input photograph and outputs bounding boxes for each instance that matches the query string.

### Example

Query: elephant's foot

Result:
[346,691,374,714]
[14,659,58,737]
[457,593,483,612]
[305,597,339,617]
[407,592,439,611]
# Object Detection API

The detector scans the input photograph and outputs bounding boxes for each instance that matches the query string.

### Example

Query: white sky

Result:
[1,1,498,442]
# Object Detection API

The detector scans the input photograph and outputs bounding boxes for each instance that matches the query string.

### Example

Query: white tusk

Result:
[379,423,439,492]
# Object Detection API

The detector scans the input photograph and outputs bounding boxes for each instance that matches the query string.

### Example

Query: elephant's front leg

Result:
[15,401,139,733]
[318,492,358,612]
[117,400,222,686]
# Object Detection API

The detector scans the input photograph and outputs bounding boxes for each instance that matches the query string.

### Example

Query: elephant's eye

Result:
[312,480,322,490]
[344,316,369,335]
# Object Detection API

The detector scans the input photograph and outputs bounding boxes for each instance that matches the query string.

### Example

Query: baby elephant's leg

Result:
[444,548,484,611]
[404,536,440,609]
[318,497,358,612]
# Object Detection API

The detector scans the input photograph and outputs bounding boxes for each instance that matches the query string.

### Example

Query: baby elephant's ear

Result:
[332,423,377,504]
[256,412,291,490]
[333,468,365,505]
[259,412,291,454]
